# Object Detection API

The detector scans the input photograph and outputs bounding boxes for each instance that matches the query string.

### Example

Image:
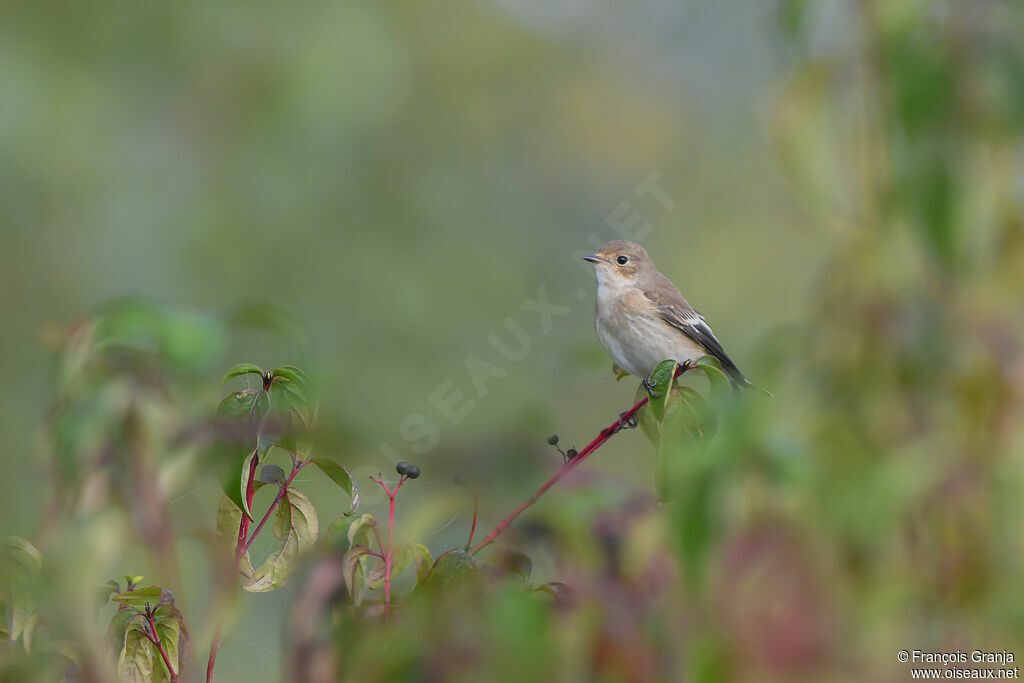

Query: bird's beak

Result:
[583,254,601,264]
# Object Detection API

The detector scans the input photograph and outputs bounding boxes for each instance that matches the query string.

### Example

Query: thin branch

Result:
[209,451,304,682]
[464,492,479,551]
[146,610,178,683]
[242,462,306,555]
[370,476,406,623]
[470,365,687,556]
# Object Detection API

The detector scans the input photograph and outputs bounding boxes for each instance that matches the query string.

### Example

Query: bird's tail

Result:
[737,375,773,397]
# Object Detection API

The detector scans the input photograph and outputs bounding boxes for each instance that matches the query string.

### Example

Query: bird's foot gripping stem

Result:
[618,411,638,430]
[642,374,660,399]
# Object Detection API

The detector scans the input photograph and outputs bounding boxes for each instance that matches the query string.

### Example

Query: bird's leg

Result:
[618,411,638,430]
[642,374,661,399]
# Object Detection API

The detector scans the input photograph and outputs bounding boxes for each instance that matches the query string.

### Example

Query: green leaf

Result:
[215,441,254,514]
[112,586,164,611]
[342,547,376,606]
[647,360,679,422]
[273,379,314,426]
[310,457,359,515]
[237,449,260,521]
[368,543,432,590]
[100,579,121,604]
[21,613,39,654]
[346,514,377,549]
[694,355,732,399]
[419,549,479,595]
[215,495,251,574]
[107,608,134,653]
[1,537,43,647]
[325,516,355,552]
[257,464,287,487]
[151,606,184,683]
[274,493,292,541]
[216,387,266,419]
[118,625,155,683]
[409,544,434,586]
[244,488,319,592]
[502,552,533,581]
[221,363,264,385]
[271,364,309,387]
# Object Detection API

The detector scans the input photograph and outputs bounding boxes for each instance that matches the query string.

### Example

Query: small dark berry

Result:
[547,434,559,445]
[405,465,421,479]
[396,460,411,475]
[566,448,578,459]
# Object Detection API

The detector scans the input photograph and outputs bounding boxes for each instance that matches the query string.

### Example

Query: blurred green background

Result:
[1,0,1023,680]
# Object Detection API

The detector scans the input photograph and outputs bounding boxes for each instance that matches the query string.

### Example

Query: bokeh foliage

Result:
[2,0,1024,681]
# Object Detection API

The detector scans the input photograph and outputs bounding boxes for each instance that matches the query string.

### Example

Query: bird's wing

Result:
[644,274,748,386]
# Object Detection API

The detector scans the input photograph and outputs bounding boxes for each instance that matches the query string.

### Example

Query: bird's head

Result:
[583,240,654,288]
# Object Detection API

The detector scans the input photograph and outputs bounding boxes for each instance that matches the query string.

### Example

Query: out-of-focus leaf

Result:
[777,0,813,41]
[245,488,318,592]
[367,543,432,590]
[346,514,377,549]
[497,552,532,581]
[342,547,376,607]
[112,586,164,611]
[118,625,155,683]
[217,387,265,419]
[152,605,184,683]
[533,581,573,604]
[100,578,121,604]
[1,537,43,648]
[419,549,479,595]
[666,387,714,443]
[216,494,253,575]
[107,608,134,653]
[273,379,314,426]
[226,303,309,357]
[311,457,359,515]
[93,301,225,372]
[221,363,264,384]
[216,495,241,547]
[271,365,309,387]
[410,544,434,586]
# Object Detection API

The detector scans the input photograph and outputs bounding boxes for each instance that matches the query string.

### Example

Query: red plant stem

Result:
[206,626,221,683]
[370,476,406,624]
[470,366,687,556]
[209,457,304,682]
[146,611,178,683]
[464,492,479,551]
[241,463,304,554]
[236,449,260,548]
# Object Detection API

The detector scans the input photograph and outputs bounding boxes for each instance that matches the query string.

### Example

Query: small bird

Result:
[584,240,767,395]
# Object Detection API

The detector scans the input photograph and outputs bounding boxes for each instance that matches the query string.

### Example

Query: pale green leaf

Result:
[244,488,319,592]
[311,457,359,515]
[221,363,264,385]
[118,626,155,683]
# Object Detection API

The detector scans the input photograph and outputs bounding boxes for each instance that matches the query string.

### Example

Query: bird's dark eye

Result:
[616,256,629,265]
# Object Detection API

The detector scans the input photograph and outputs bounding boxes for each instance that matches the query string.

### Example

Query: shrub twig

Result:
[470,364,688,555]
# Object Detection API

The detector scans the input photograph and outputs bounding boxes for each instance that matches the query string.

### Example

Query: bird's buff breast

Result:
[594,285,705,379]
